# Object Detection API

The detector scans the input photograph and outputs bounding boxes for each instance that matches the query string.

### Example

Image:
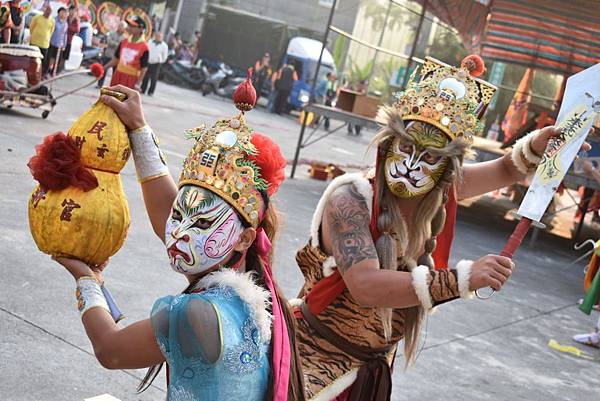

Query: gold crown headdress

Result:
[394,55,497,142]
[179,70,285,228]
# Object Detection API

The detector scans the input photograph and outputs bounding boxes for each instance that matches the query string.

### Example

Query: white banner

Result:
[519,63,600,222]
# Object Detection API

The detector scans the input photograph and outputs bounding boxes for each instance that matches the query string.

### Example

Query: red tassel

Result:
[89,63,105,80]
[461,54,485,77]
[233,67,257,112]
[28,132,98,192]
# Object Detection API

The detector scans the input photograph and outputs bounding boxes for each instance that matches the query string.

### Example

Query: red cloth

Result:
[110,38,149,88]
[67,17,80,45]
[432,189,457,270]
[110,70,139,89]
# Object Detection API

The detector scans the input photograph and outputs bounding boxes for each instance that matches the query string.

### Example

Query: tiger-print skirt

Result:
[294,244,407,401]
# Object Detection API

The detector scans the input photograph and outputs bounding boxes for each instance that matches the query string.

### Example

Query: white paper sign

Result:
[519,63,600,222]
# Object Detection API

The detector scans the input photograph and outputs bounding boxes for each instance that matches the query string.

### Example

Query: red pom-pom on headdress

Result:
[27,132,98,192]
[233,68,257,112]
[248,133,286,196]
[461,54,485,77]
[89,63,104,80]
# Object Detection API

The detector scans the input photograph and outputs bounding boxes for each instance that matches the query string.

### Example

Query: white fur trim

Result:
[309,368,358,401]
[322,256,337,277]
[198,270,273,343]
[511,130,541,175]
[411,265,433,310]
[455,260,475,300]
[288,298,303,307]
[521,130,543,163]
[310,172,373,248]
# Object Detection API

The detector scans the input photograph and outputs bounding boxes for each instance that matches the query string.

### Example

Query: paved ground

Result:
[1,75,599,401]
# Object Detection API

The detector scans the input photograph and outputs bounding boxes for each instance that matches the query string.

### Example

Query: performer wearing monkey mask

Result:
[292,55,564,401]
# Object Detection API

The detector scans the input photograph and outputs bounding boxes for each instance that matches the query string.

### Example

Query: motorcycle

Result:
[160,57,206,90]
[200,61,245,98]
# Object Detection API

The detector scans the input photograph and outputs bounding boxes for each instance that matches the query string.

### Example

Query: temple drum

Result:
[0,44,43,87]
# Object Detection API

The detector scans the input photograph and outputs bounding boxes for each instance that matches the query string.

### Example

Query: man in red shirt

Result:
[62,5,80,68]
[105,16,149,90]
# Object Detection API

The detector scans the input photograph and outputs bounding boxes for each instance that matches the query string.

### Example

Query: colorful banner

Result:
[96,1,122,34]
[487,61,506,111]
[502,67,533,143]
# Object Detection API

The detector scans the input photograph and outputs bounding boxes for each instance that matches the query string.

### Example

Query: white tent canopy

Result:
[286,37,335,67]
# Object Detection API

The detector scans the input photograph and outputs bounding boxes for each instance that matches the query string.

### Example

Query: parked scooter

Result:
[160,58,206,90]
[200,61,245,98]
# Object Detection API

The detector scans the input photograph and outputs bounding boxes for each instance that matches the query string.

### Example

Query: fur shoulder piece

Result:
[199,269,273,343]
[310,172,373,248]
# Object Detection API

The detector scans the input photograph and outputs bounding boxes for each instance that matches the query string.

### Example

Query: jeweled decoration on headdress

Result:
[394,55,497,142]
[179,69,270,228]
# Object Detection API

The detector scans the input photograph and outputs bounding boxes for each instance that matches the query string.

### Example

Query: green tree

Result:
[425,28,467,66]
[363,0,414,32]
[347,57,374,88]
[333,35,348,72]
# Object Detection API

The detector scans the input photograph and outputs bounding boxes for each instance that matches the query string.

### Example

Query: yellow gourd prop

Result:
[28,89,131,265]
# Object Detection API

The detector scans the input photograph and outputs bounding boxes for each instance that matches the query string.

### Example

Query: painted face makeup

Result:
[384,121,449,198]
[165,185,244,275]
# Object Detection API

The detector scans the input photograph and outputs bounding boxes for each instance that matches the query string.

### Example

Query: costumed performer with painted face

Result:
[53,82,306,401]
[291,55,577,401]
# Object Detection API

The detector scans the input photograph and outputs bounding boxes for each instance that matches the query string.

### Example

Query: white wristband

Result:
[411,265,433,310]
[455,260,475,299]
[511,130,542,175]
[76,277,110,318]
[129,125,170,183]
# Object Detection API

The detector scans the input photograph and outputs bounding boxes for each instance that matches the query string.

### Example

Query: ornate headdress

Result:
[394,55,497,142]
[179,69,286,228]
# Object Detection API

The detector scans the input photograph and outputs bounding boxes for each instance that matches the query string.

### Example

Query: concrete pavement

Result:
[0,75,598,400]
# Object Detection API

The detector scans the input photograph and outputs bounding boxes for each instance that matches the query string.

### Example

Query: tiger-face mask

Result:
[384,121,449,198]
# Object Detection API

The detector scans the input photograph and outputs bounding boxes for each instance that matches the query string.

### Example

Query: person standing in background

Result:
[97,21,127,88]
[253,52,271,102]
[61,5,80,70]
[0,3,12,43]
[324,72,337,130]
[105,16,149,90]
[266,68,278,112]
[273,63,297,115]
[29,5,55,76]
[192,30,202,64]
[47,7,68,76]
[6,0,23,43]
[150,14,160,34]
[141,31,168,96]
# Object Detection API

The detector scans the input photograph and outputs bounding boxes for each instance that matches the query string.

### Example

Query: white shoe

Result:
[573,332,600,348]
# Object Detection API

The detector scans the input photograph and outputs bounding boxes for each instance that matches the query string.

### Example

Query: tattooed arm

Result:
[321,184,513,309]
[321,184,422,308]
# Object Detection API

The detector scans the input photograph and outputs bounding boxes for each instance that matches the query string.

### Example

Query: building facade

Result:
[176,0,360,42]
